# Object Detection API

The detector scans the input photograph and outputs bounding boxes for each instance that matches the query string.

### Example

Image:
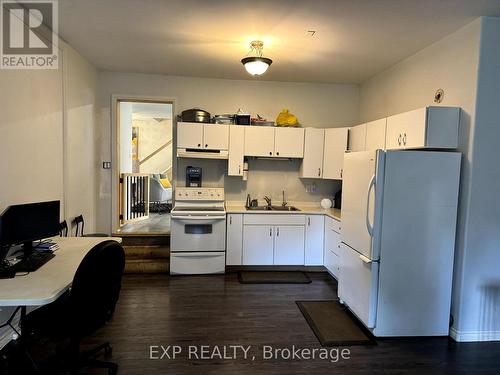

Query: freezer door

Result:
[341,150,385,259]
[338,243,379,329]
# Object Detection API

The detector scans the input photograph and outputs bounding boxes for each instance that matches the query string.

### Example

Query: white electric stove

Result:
[170,187,226,275]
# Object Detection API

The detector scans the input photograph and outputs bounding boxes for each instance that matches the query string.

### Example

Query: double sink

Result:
[246,205,300,212]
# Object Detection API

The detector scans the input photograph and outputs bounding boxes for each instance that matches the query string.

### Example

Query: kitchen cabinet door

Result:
[386,108,427,150]
[305,215,324,265]
[228,125,245,176]
[365,118,387,151]
[273,225,305,265]
[274,127,305,158]
[386,107,459,150]
[348,123,366,152]
[324,248,340,279]
[226,214,243,265]
[242,225,274,265]
[203,124,229,150]
[244,127,275,157]
[323,128,348,180]
[299,128,325,178]
[177,122,203,149]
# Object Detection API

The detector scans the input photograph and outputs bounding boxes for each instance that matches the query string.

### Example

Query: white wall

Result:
[360,17,500,341]
[0,42,99,348]
[453,17,500,341]
[119,102,133,173]
[64,44,99,234]
[97,73,359,232]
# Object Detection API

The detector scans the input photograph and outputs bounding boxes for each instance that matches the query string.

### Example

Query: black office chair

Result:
[73,215,108,237]
[24,240,126,374]
[59,220,68,237]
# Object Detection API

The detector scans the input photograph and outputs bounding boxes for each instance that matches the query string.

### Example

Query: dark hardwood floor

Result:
[81,273,500,375]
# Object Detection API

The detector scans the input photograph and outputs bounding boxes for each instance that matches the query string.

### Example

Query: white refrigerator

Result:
[339,150,461,336]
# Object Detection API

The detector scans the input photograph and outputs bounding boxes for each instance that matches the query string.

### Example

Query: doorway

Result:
[114,99,174,235]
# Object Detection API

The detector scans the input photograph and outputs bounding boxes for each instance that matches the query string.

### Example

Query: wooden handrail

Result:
[139,140,172,166]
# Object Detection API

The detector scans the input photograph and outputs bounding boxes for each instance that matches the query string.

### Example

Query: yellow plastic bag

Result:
[276,109,298,126]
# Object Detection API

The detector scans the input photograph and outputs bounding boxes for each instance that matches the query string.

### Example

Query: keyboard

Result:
[15,251,55,272]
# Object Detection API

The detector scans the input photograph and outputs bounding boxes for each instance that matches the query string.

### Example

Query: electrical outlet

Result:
[102,161,111,169]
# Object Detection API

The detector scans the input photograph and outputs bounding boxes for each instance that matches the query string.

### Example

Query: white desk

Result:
[0,237,122,307]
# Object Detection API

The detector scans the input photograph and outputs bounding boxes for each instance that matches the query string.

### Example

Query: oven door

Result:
[171,214,226,252]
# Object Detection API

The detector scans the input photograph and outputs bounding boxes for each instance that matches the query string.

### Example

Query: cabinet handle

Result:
[277,227,279,236]
[270,227,272,236]
[269,151,273,155]
[308,217,310,226]
[340,169,343,178]
[403,133,407,146]
[276,151,280,156]
[398,134,401,146]
[238,165,241,174]
[318,168,321,177]
[205,144,208,148]
[198,143,201,147]
[229,216,232,225]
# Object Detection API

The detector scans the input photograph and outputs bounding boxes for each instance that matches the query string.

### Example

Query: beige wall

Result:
[98,73,359,232]
[359,19,500,341]
[134,118,173,174]
[64,44,99,235]
[0,42,99,348]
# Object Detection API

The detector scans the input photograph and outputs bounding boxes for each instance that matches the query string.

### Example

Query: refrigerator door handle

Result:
[365,174,376,237]
[359,254,372,264]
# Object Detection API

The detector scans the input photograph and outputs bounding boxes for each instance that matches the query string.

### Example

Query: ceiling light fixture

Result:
[241,40,273,76]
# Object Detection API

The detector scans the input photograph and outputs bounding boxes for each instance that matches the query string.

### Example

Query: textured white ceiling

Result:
[59,0,500,83]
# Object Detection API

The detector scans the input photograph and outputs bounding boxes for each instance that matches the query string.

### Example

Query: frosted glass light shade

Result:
[241,57,272,76]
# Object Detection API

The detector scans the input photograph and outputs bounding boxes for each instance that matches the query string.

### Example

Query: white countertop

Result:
[0,237,122,307]
[225,202,341,221]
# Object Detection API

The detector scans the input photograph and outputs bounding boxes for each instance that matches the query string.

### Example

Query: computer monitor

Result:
[0,200,60,261]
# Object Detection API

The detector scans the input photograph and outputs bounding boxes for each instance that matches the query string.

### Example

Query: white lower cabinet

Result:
[241,214,306,265]
[226,214,243,265]
[305,215,324,265]
[242,225,274,265]
[324,216,341,278]
[229,213,340,269]
[274,225,305,265]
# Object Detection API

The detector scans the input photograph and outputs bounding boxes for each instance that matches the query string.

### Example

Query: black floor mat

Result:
[296,300,376,346]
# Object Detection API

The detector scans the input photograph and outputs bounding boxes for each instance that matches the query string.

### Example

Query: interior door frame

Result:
[111,95,176,234]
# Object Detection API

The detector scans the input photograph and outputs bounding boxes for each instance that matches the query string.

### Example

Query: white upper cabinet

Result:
[244,127,304,158]
[177,122,204,149]
[323,127,349,180]
[204,125,229,150]
[386,107,459,150]
[348,123,367,152]
[365,118,387,151]
[274,128,305,158]
[228,125,245,176]
[177,122,229,150]
[244,127,275,157]
[299,128,325,178]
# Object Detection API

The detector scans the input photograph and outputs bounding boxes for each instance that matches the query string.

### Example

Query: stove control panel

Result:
[175,187,225,201]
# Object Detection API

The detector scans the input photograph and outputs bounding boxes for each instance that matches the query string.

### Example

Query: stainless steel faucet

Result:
[264,196,272,208]
[282,190,287,206]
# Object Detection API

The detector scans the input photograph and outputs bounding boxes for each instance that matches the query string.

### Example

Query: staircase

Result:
[117,234,170,274]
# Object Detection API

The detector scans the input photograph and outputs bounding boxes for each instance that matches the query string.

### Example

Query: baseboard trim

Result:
[450,327,500,342]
